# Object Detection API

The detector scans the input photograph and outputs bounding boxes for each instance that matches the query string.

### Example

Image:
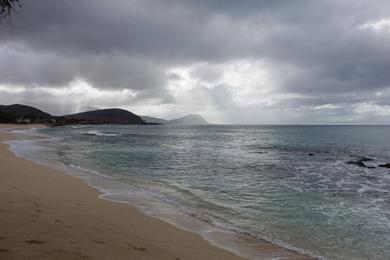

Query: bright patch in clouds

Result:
[354,103,390,116]
[42,80,137,99]
[313,104,342,110]
[359,17,390,32]
[167,60,277,106]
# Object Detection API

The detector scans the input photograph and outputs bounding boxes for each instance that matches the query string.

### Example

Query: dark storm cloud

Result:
[1,0,390,122]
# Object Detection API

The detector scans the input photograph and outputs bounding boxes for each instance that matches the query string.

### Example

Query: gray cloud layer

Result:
[1,0,390,123]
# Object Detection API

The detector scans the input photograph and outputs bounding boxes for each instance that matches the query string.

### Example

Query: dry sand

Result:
[0,124,311,260]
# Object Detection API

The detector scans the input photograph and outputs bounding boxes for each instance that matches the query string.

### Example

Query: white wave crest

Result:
[84,130,118,137]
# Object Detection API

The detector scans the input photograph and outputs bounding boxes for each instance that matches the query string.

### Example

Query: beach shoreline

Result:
[0,124,311,260]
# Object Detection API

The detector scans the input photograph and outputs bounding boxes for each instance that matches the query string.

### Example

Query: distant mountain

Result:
[141,116,168,124]
[0,104,209,126]
[0,104,52,123]
[166,114,209,125]
[65,108,145,124]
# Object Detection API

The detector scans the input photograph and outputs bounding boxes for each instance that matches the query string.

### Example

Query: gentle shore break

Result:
[0,124,313,260]
[0,125,244,260]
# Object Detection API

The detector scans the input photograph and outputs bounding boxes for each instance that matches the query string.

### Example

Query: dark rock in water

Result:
[350,156,373,162]
[360,156,374,162]
[308,153,314,156]
[367,166,376,169]
[347,159,367,168]
[347,156,376,168]
[379,163,390,168]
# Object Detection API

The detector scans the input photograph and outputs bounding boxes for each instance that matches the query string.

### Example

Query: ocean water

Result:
[7,125,390,259]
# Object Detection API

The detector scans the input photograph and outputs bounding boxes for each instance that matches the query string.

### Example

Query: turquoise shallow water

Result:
[10,125,390,259]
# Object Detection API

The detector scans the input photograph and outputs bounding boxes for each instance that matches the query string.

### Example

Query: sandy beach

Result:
[0,124,313,260]
[0,124,246,260]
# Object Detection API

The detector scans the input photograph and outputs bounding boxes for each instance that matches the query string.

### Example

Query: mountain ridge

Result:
[0,104,52,123]
[141,116,168,124]
[166,114,209,125]
[0,104,209,125]
[65,108,145,124]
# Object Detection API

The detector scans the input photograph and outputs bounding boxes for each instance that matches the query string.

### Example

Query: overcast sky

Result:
[1,0,390,124]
